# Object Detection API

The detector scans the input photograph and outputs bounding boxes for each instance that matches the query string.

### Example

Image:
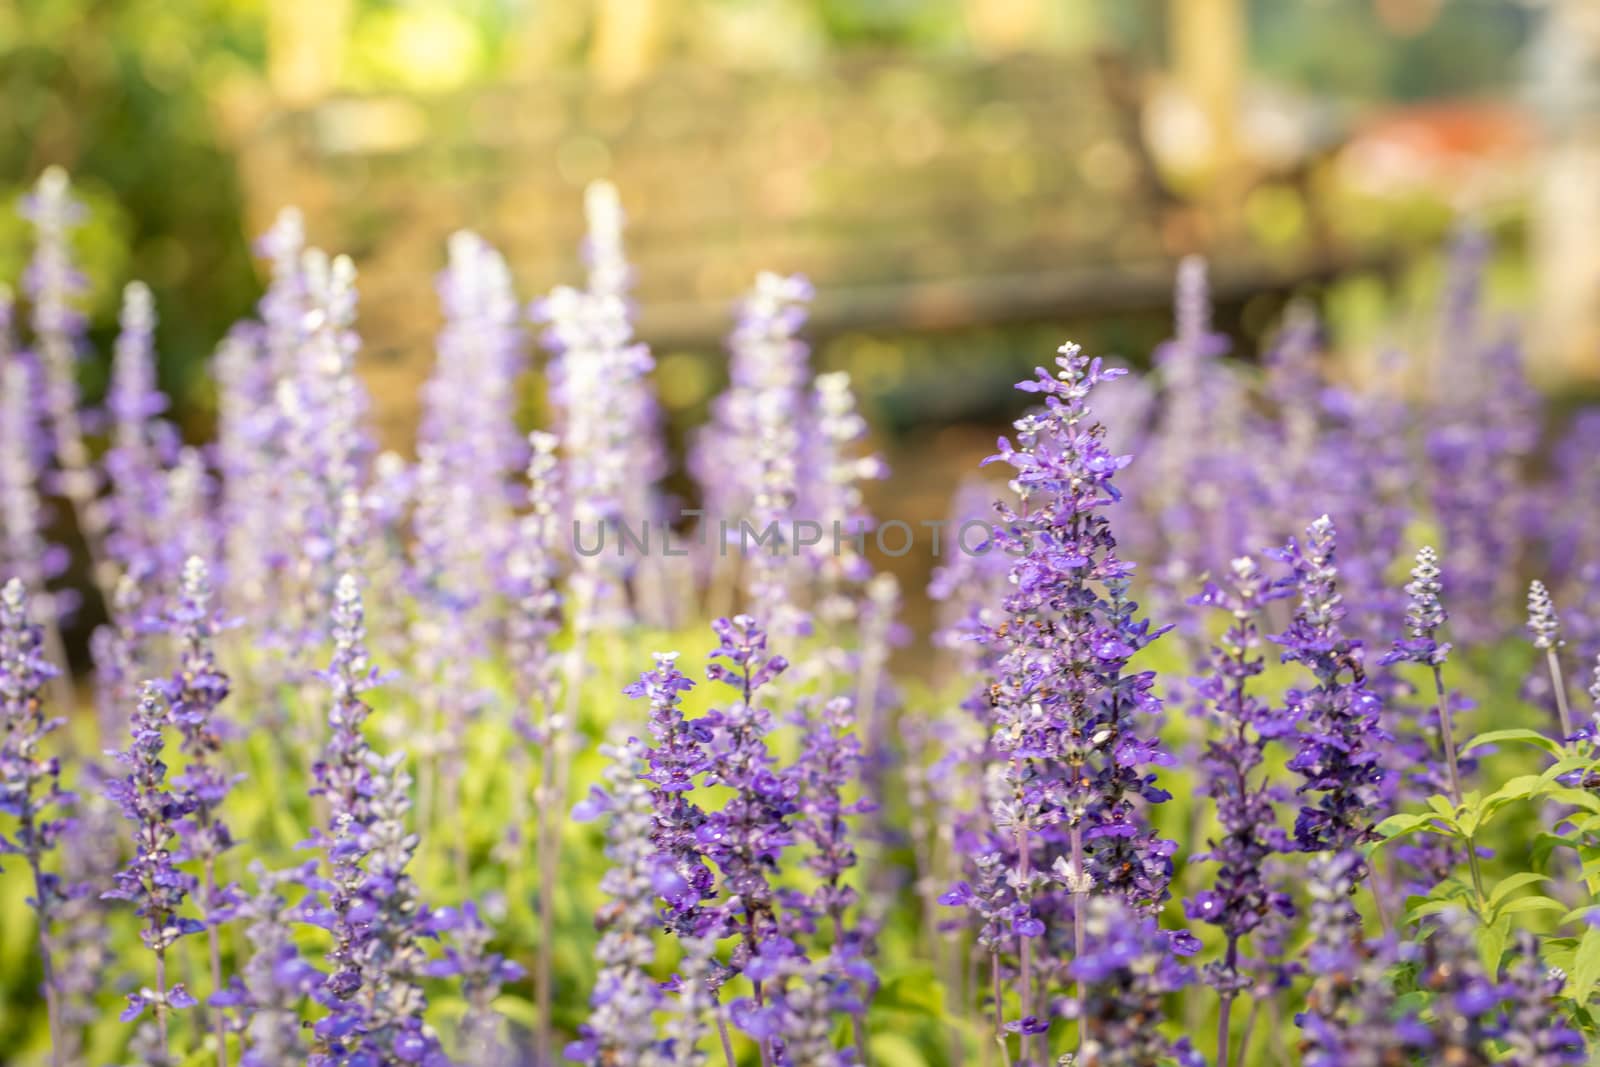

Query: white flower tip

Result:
[37,165,70,197]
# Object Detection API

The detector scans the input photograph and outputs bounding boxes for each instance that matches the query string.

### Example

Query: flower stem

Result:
[1546,648,1574,740]
[990,950,1011,1067]
[535,628,589,1063]
[1070,824,1087,1062]
[716,1013,738,1067]
[1430,666,1465,805]
[1013,802,1036,1063]
[155,949,170,1049]
[1217,993,1234,1067]
[24,840,63,1067]
[1236,993,1264,1067]
[203,853,229,1067]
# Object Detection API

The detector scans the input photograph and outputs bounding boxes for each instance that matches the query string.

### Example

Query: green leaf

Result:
[1488,873,1550,909]
[1475,919,1511,974]
[1565,926,1600,1003]
[1461,728,1563,757]
[1426,795,1458,820]
[1374,813,1428,841]
[1494,896,1568,918]
[1482,774,1550,812]
[1545,788,1600,815]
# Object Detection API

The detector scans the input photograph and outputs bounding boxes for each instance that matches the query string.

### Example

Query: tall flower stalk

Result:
[567,738,671,1065]
[304,573,444,1064]
[1272,516,1391,926]
[1,298,58,602]
[0,578,73,1064]
[1529,580,1574,739]
[165,556,238,1067]
[952,342,1188,1061]
[1186,556,1293,1067]
[104,683,203,1060]
[220,863,319,1066]
[104,280,172,587]
[21,168,115,600]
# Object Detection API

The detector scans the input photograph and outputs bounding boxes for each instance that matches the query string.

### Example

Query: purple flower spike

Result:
[1072,897,1196,1067]
[1271,515,1389,870]
[1186,555,1295,1004]
[954,341,1189,1061]
[228,863,320,1066]
[304,574,445,1065]
[0,578,75,1051]
[1296,852,1422,1066]
[22,169,108,596]
[104,682,200,1061]
[430,901,521,1064]
[103,280,174,587]
[569,739,671,1064]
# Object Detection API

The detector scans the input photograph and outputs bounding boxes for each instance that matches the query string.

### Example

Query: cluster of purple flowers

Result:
[939,342,1189,1059]
[1184,555,1295,1062]
[1,165,1597,1067]
[580,614,879,1064]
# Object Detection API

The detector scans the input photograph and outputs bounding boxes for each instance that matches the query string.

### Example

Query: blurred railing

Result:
[230,52,1398,438]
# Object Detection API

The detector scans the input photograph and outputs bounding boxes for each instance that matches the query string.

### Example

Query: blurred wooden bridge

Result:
[229,44,1395,440]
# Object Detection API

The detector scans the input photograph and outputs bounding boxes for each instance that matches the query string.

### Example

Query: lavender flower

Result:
[580,181,669,626]
[697,615,799,986]
[21,168,110,595]
[663,934,720,1067]
[165,556,238,1062]
[534,283,650,630]
[691,271,812,556]
[211,325,278,622]
[956,342,1187,1058]
[0,578,74,1060]
[1387,546,1451,669]
[294,249,371,643]
[620,619,873,1062]
[103,684,203,1054]
[1295,852,1421,1066]
[221,863,321,1066]
[1070,897,1201,1067]
[1500,932,1588,1065]
[632,652,713,933]
[0,298,64,604]
[1184,555,1294,1059]
[428,901,523,1064]
[304,574,446,1065]
[421,230,526,639]
[1381,546,1476,892]
[504,430,564,865]
[1271,516,1389,868]
[567,738,671,1065]
[104,280,173,585]
[731,273,814,637]
[927,478,1009,674]
[1529,580,1562,652]
[787,694,878,1047]
[1147,257,1252,617]
[805,370,887,630]
[256,207,309,381]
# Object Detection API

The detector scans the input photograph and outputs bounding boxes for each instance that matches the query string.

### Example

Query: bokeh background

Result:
[6,0,1600,638]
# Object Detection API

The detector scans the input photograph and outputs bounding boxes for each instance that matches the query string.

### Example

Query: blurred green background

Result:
[0,0,1570,412]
